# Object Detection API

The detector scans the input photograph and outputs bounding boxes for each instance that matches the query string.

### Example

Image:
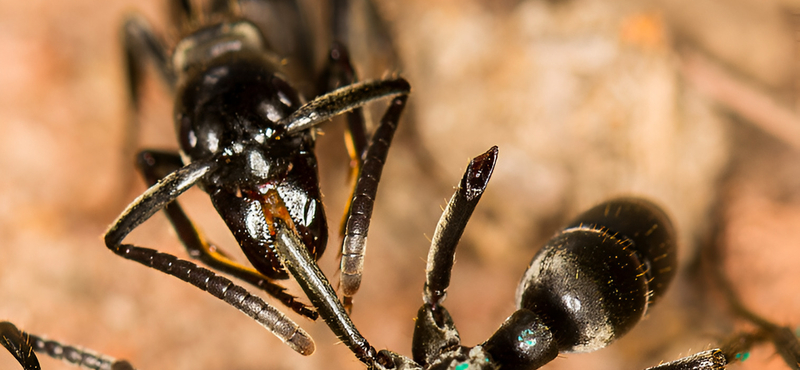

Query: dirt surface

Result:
[1,0,799,370]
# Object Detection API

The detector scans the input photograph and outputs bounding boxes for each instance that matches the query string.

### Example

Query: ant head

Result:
[174,51,305,164]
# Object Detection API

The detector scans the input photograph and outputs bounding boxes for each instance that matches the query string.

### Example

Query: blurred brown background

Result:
[1,0,799,369]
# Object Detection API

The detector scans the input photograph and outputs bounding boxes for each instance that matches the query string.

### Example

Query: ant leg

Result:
[648,321,799,369]
[715,300,800,369]
[103,160,316,356]
[277,78,409,309]
[644,349,728,370]
[265,99,410,368]
[410,148,498,366]
[122,16,175,110]
[423,146,498,307]
[704,200,800,369]
[339,95,407,309]
[167,0,194,30]
[136,150,318,319]
[713,259,800,369]
[119,16,176,195]
[1,321,40,370]
[318,40,369,232]
[279,78,409,134]
[650,197,800,370]
[273,219,390,369]
[1,321,136,370]
[321,0,369,160]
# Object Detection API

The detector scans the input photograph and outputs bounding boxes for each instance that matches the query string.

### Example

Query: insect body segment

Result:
[516,198,677,353]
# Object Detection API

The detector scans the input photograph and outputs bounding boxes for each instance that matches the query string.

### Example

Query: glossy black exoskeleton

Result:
[103,0,409,361]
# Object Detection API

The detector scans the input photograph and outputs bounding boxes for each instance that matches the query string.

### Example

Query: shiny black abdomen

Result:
[516,198,676,353]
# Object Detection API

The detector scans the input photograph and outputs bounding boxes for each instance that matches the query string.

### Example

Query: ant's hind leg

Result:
[135,150,318,320]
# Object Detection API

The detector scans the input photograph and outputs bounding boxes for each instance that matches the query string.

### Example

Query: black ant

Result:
[5,146,799,370]
[103,0,408,363]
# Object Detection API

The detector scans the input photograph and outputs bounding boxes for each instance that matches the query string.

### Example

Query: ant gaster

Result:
[103,0,408,363]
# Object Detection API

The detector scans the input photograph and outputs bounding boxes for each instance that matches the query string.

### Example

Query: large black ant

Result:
[4,146,799,370]
[103,0,408,363]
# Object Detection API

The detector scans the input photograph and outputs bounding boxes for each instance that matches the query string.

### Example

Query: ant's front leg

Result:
[135,150,318,319]
[103,157,315,356]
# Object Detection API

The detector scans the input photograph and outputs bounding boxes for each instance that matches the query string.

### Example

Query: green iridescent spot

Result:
[518,329,538,347]
[455,363,469,370]
[735,352,750,361]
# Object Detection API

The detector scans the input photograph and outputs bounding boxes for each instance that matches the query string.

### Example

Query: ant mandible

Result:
[103,0,408,362]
